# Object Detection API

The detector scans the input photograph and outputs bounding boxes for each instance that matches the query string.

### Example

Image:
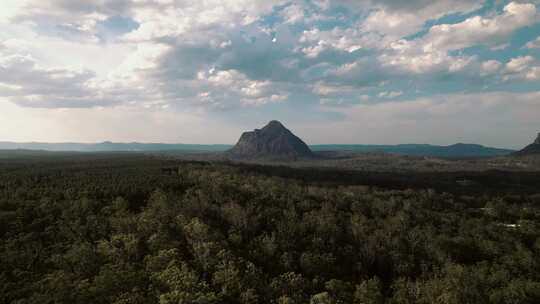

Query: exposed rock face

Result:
[228,120,313,159]
[515,133,540,155]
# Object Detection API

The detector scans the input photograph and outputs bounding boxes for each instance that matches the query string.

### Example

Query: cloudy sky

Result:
[0,0,539,148]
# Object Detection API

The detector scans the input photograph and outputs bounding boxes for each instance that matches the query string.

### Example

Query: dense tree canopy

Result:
[1,154,540,303]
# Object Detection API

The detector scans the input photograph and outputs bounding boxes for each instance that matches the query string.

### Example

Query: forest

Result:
[1,152,540,303]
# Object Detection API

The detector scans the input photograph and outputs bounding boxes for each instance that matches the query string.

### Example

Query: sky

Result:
[0,0,539,149]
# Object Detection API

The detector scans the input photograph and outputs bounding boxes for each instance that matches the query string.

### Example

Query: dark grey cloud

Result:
[337,0,481,15]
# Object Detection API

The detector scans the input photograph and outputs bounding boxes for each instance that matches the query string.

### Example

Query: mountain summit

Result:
[228,120,313,159]
[515,133,540,156]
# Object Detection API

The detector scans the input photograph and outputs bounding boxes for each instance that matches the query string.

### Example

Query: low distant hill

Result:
[0,141,514,158]
[311,143,514,158]
[227,120,314,159]
[0,141,231,153]
[514,133,540,156]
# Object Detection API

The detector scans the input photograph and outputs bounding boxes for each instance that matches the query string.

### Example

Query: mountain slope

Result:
[515,133,540,156]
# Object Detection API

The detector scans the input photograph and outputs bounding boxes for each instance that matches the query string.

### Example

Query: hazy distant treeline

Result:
[0,141,514,158]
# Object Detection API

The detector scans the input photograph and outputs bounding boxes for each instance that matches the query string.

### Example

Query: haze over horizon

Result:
[1,0,540,149]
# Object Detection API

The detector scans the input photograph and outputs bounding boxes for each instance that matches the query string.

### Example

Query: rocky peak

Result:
[535,133,540,145]
[264,120,286,129]
[258,120,289,136]
[228,120,313,159]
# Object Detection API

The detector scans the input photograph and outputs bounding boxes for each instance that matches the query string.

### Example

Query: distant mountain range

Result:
[0,141,515,158]
[311,143,514,158]
[0,141,230,153]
